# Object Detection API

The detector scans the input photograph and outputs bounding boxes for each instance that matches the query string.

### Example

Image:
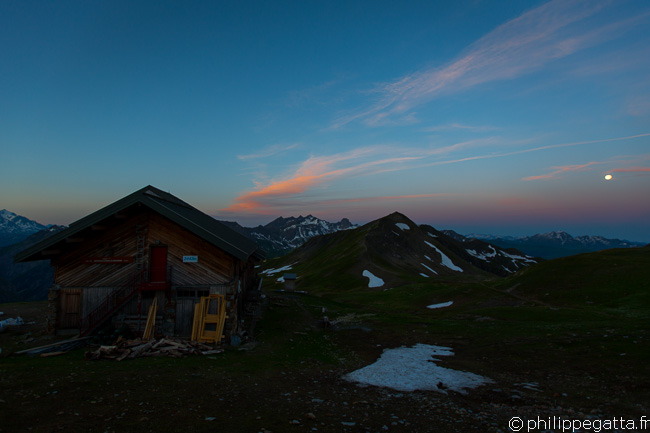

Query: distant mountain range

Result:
[0,209,645,302]
[446,230,646,259]
[220,214,645,260]
[219,215,357,258]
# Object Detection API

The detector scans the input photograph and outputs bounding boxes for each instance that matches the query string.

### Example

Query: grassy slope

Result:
[263,243,650,411]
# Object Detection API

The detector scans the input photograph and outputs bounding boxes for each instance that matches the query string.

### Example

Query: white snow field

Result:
[466,245,498,260]
[395,223,410,231]
[424,241,463,272]
[420,262,438,275]
[345,344,492,393]
[261,263,297,275]
[362,270,384,288]
[427,301,453,309]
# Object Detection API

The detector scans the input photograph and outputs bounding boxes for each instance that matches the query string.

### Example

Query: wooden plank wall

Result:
[58,288,82,329]
[53,211,148,287]
[147,213,236,286]
[82,287,116,317]
[175,299,195,336]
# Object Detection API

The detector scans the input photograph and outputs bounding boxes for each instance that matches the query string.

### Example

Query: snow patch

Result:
[419,273,429,278]
[466,245,498,261]
[424,241,463,272]
[420,263,438,275]
[395,223,410,231]
[427,232,437,238]
[500,251,537,263]
[261,263,296,276]
[362,270,384,288]
[344,344,491,393]
[427,301,453,309]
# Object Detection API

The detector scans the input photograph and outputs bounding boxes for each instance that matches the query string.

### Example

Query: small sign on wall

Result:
[183,255,199,263]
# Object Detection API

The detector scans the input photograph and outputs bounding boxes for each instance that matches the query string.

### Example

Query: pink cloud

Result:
[222,147,427,214]
[609,166,650,173]
[523,161,606,181]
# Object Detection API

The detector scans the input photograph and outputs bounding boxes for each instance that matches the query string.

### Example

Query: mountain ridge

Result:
[262,212,541,293]
[0,209,52,247]
[455,230,645,259]
[218,214,358,258]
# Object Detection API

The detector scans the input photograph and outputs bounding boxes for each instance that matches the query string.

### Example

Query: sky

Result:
[2,0,649,242]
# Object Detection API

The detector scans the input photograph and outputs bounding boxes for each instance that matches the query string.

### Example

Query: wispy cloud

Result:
[609,167,650,173]
[523,151,650,181]
[523,161,608,181]
[225,137,508,214]
[423,123,499,133]
[225,133,650,214]
[223,146,426,214]
[334,0,641,128]
[237,143,301,161]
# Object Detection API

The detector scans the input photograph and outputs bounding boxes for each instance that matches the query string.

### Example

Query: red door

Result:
[150,245,168,282]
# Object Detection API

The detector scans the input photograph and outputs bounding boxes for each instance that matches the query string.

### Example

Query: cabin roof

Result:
[15,185,265,263]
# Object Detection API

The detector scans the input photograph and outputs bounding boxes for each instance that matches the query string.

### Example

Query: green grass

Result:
[496,247,650,309]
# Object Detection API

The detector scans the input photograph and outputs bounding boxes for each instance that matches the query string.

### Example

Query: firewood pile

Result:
[84,337,224,361]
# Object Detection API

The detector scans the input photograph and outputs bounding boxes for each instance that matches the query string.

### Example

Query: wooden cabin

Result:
[15,185,265,341]
[283,273,297,291]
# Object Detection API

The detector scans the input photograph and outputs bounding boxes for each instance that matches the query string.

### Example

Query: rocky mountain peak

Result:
[0,210,51,247]
[219,214,359,258]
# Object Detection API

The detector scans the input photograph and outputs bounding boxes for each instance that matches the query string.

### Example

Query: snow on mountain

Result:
[251,215,357,251]
[0,210,52,247]
[420,262,438,276]
[460,230,645,259]
[362,270,384,288]
[219,215,358,258]
[424,240,464,272]
[423,226,540,276]
[466,245,498,260]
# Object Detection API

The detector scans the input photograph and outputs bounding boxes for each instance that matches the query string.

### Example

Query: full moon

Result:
[605,174,613,180]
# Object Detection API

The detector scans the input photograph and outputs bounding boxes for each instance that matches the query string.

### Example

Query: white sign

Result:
[183,255,198,263]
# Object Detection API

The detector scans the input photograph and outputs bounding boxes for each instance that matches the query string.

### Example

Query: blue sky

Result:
[2,0,649,241]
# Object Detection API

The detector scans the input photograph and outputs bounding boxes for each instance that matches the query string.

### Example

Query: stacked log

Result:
[84,336,223,361]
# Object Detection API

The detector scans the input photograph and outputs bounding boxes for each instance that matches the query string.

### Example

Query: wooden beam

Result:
[91,225,107,231]
[42,249,62,255]
[65,237,84,243]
